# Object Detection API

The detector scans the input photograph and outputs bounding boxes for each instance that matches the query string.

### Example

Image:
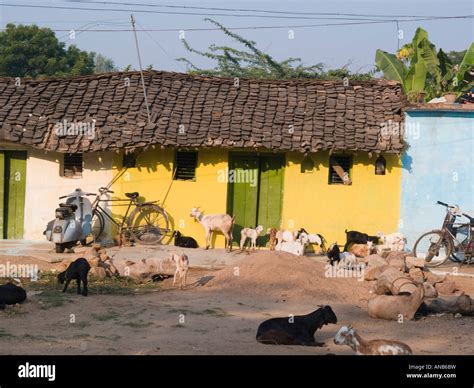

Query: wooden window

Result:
[174,151,197,181]
[329,155,352,185]
[123,152,137,168]
[62,153,83,178]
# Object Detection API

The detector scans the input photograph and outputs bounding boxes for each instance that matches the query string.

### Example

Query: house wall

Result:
[20,148,114,240]
[282,151,402,246]
[400,111,474,248]
[112,148,402,248]
[111,148,229,247]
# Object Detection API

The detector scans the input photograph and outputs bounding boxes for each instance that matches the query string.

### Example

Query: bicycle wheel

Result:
[82,210,105,245]
[450,225,469,263]
[413,230,453,267]
[127,204,170,245]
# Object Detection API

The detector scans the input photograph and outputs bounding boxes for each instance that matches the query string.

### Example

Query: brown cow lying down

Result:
[256,305,337,346]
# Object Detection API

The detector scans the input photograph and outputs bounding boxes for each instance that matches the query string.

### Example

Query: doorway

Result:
[227,153,284,246]
[0,151,27,239]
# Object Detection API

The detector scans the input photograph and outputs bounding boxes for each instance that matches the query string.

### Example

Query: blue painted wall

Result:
[400,110,474,248]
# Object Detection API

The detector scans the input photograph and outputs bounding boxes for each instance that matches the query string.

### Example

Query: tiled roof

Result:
[0,71,406,153]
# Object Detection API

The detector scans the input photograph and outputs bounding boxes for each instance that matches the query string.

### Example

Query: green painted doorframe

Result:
[0,151,27,239]
[227,152,285,246]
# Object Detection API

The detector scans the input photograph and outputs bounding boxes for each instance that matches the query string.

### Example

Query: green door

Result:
[227,153,284,247]
[2,151,27,239]
[256,155,284,245]
[227,154,259,243]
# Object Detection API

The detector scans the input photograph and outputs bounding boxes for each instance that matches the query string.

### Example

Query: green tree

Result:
[0,24,95,78]
[177,18,374,80]
[376,27,473,101]
[94,53,117,74]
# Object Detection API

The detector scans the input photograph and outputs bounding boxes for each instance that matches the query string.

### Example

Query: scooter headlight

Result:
[53,226,63,233]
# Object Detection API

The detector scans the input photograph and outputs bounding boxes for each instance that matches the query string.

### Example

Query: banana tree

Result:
[375,28,439,102]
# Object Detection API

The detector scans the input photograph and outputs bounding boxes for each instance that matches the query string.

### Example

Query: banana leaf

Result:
[405,60,427,93]
[375,49,406,85]
[456,42,474,86]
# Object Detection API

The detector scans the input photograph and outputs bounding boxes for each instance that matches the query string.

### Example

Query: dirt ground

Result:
[0,251,473,355]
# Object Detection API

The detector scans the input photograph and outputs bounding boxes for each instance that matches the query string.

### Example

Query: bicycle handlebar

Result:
[99,187,114,194]
[437,200,449,207]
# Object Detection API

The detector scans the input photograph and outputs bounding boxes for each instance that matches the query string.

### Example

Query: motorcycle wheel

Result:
[55,244,65,253]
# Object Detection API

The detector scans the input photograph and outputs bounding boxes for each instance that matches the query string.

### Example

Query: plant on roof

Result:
[177,18,375,81]
[376,27,473,102]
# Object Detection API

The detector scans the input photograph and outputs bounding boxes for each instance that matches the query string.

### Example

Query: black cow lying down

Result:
[0,282,27,310]
[256,305,337,346]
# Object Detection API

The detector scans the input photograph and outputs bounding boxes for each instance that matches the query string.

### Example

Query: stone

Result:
[435,281,458,295]
[405,256,425,269]
[409,267,425,284]
[384,251,409,261]
[388,257,406,271]
[423,282,438,298]
[424,271,447,285]
[364,265,389,281]
[366,254,388,267]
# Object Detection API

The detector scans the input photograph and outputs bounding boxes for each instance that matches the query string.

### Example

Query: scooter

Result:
[44,188,96,253]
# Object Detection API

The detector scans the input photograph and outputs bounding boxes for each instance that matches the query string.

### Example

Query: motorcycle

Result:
[44,188,96,253]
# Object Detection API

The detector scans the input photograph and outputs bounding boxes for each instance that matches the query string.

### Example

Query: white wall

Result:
[23,149,114,240]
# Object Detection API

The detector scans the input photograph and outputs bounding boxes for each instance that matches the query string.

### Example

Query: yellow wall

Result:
[281,151,402,246]
[112,148,402,248]
[112,148,229,247]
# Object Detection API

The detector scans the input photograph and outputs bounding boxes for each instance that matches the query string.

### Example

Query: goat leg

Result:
[63,279,71,293]
[205,229,211,250]
[173,269,179,287]
[76,278,81,295]
[82,276,88,296]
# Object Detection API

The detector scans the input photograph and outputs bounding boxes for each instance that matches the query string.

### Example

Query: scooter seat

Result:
[125,192,139,199]
[59,203,78,212]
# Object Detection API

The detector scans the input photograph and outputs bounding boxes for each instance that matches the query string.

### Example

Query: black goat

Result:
[344,229,379,252]
[58,258,90,296]
[256,305,338,346]
[0,282,27,309]
[173,231,198,248]
[326,243,342,266]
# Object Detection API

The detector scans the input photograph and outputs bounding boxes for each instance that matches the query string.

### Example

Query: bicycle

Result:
[89,187,171,245]
[413,201,474,267]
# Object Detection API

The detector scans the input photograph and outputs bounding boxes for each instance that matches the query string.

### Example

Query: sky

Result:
[0,0,473,73]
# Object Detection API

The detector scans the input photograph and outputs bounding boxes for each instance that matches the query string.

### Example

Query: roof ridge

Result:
[0,70,401,87]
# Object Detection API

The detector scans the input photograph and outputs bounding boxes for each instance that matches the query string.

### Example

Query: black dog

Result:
[173,231,198,248]
[0,283,27,310]
[256,305,337,346]
[58,258,91,296]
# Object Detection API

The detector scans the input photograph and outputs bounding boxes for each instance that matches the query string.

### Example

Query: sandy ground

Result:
[0,251,473,355]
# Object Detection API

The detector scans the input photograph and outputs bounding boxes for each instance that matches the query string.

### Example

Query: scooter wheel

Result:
[55,244,65,253]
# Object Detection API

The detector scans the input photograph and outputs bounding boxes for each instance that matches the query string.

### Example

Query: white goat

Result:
[376,232,407,252]
[275,229,297,250]
[240,225,264,250]
[169,252,189,289]
[278,240,306,256]
[190,207,235,251]
[338,251,358,269]
[334,325,412,355]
